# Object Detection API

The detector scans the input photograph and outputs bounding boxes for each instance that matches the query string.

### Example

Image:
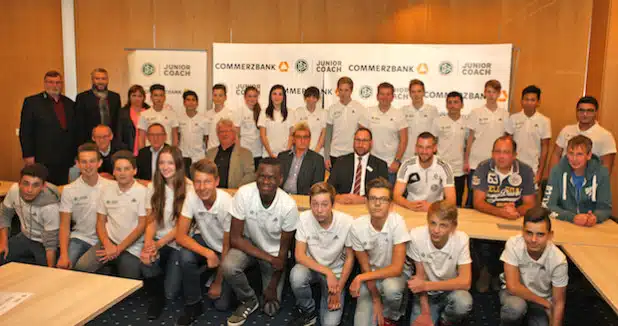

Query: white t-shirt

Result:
[467,106,509,169]
[178,111,208,163]
[181,188,232,253]
[505,111,552,174]
[360,106,407,164]
[294,106,327,155]
[400,104,440,160]
[349,212,411,273]
[138,107,179,146]
[327,100,365,157]
[397,156,455,203]
[555,122,617,157]
[295,210,353,276]
[431,115,467,177]
[238,105,263,158]
[257,109,294,158]
[407,226,471,295]
[97,181,147,257]
[230,183,299,256]
[2,184,59,244]
[145,181,193,250]
[60,176,115,245]
[500,234,568,299]
[205,106,239,150]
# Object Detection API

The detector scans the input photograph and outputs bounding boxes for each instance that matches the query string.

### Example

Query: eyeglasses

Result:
[367,196,390,204]
[577,108,596,114]
[354,138,371,143]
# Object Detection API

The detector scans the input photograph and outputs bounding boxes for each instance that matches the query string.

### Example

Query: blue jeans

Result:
[75,242,141,279]
[67,238,93,267]
[1,233,48,266]
[140,244,182,300]
[289,264,345,326]
[500,290,548,326]
[354,275,408,325]
[410,290,473,324]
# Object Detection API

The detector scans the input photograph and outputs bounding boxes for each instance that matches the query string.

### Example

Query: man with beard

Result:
[75,68,122,145]
[394,132,456,212]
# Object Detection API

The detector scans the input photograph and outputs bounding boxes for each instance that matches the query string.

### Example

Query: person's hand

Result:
[585,211,597,227]
[327,292,342,311]
[204,250,220,269]
[97,242,118,262]
[502,204,520,220]
[139,248,154,265]
[56,254,72,269]
[411,201,430,212]
[143,239,157,254]
[270,256,285,271]
[463,161,470,173]
[349,276,362,298]
[413,313,434,326]
[326,271,340,294]
[573,214,589,226]
[23,157,35,166]
[208,279,222,299]
[372,297,385,326]
[388,161,401,173]
[0,241,8,260]
[263,280,278,303]
[325,159,332,170]
[408,276,427,293]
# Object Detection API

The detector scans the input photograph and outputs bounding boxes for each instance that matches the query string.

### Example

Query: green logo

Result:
[439,61,453,75]
[359,85,373,99]
[142,63,156,76]
[295,59,308,73]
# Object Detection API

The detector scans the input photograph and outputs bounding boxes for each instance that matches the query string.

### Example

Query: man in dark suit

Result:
[328,127,388,204]
[136,123,168,181]
[92,124,128,178]
[279,122,325,195]
[75,68,122,145]
[19,70,77,186]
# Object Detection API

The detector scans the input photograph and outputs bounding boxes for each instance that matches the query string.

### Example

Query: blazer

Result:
[115,105,138,152]
[327,152,389,195]
[99,140,129,174]
[278,149,325,195]
[75,89,122,145]
[136,144,191,180]
[206,144,256,189]
[19,92,77,167]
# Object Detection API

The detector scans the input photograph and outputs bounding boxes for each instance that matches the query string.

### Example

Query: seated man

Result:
[92,124,128,178]
[349,177,410,326]
[544,135,612,226]
[279,122,325,195]
[500,206,567,326]
[288,182,355,326]
[137,123,169,181]
[394,132,456,212]
[0,164,60,267]
[472,135,536,292]
[327,127,388,205]
[205,118,255,189]
[221,158,299,325]
[75,150,147,279]
[57,143,115,269]
[407,200,473,325]
[175,159,234,326]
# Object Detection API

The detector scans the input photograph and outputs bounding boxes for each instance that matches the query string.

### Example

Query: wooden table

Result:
[561,244,618,314]
[0,263,142,326]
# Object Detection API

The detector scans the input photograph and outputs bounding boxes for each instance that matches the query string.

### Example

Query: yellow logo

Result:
[417,63,428,75]
[279,61,289,72]
[498,90,508,102]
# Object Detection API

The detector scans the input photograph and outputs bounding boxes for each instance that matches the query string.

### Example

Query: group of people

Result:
[0,68,614,326]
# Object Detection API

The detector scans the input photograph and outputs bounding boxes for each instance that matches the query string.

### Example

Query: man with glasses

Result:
[278,122,325,195]
[550,96,616,174]
[327,127,389,205]
[92,124,128,178]
[136,123,169,181]
[205,119,255,189]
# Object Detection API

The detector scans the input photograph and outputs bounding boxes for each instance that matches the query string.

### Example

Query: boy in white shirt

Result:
[57,143,115,269]
[407,200,473,325]
[295,86,327,156]
[138,84,179,148]
[431,92,468,206]
[174,159,234,326]
[0,164,60,267]
[401,79,439,161]
[74,150,148,279]
[288,182,355,326]
[205,84,238,150]
[394,132,456,212]
[359,82,408,184]
[500,206,568,326]
[221,158,299,326]
[325,77,365,169]
[505,85,552,184]
[464,80,508,208]
[349,177,410,326]
[178,90,208,164]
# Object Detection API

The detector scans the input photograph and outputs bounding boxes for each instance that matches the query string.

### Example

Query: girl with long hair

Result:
[238,86,263,168]
[258,84,293,158]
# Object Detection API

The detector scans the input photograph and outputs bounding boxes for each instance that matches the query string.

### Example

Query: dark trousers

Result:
[253,157,262,171]
[329,156,339,169]
[44,163,70,186]
[455,175,467,207]
[465,170,475,208]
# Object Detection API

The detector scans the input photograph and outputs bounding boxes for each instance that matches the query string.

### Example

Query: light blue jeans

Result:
[500,289,549,326]
[354,275,408,326]
[410,290,473,324]
[289,264,345,326]
[140,245,182,300]
[67,238,93,267]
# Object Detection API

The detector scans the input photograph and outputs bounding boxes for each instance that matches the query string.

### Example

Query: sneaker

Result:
[383,318,398,326]
[227,296,259,326]
[175,301,203,326]
[286,308,317,326]
[146,296,165,320]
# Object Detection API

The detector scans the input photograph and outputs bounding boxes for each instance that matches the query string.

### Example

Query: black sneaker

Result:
[287,308,317,326]
[146,296,165,320]
[175,301,204,326]
[227,296,259,326]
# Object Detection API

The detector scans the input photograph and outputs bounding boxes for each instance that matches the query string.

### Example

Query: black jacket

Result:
[75,89,121,145]
[99,140,129,174]
[327,153,389,195]
[278,149,325,195]
[19,92,77,167]
[115,105,137,152]
[136,145,191,181]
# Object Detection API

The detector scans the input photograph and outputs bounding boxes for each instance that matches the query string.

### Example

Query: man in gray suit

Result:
[206,119,255,189]
[278,122,325,195]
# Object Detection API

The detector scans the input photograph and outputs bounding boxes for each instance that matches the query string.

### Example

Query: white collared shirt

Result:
[555,122,616,157]
[327,100,365,157]
[138,107,179,146]
[178,111,208,163]
[146,181,193,250]
[467,105,509,169]
[400,103,439,160]
[238,104,263,158]
[60,176,115,245]
[505,111,552,174]
[360,106,407,164]
[431,115,467,176]
[351,153,370,196]
[257,109,294,158]
[205,106,239,150]
[397,155,455,203]
[181,188,232,253]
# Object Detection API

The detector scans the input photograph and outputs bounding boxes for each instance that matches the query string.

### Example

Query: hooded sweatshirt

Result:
[542,155,612,223]
[1,183,61,250]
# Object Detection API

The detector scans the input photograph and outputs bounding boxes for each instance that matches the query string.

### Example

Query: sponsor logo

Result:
[498,90,509,102]
[348,64,415,73]
[417,63,428,74]
[359,85,373,99]
[295,59,308,73]
[214,63,277,70]
[316,60,342,72]
[439,61,453,75]
[235,84,261,95]
[461,62,492,75]
[142,62,156,76]
[279,61,289,72]
[162,64,191,76]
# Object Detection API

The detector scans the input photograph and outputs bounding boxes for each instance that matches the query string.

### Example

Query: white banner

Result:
[127,49,208,114]
[213,43,512,114]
